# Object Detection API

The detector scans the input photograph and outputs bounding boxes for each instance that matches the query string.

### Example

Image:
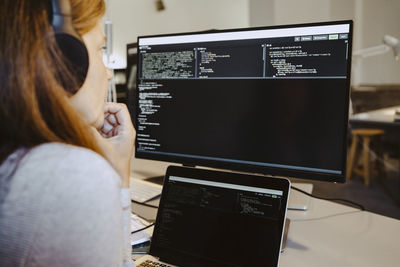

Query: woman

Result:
[0,0,135,266]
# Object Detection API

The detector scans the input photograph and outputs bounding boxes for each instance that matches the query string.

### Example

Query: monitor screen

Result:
[134,20,353,183]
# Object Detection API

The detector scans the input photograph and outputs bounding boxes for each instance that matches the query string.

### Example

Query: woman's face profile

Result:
[70,22,112,129]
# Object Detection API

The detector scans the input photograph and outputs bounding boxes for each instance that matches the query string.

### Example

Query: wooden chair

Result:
[346,128,386,186]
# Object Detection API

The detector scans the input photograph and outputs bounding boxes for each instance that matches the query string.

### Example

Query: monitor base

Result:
[288,183,313,210]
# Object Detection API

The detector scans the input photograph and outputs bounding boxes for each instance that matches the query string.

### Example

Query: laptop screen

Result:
[150,166,290,267]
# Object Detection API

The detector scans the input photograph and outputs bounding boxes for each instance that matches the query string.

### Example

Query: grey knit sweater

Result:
[0,143,134,266]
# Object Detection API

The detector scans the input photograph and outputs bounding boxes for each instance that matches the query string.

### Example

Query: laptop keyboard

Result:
[131,179,162,203]
[138,259,172,267]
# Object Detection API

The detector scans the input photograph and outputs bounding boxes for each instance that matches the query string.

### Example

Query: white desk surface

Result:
[130,158,400,267]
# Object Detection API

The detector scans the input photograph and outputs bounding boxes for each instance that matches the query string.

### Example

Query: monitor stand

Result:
[281,183,312,252]
[288,182,313,210]
[144,164,195,185]
[144,175,164,185]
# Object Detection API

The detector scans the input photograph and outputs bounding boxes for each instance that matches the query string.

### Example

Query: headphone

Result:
[50,0,89,93]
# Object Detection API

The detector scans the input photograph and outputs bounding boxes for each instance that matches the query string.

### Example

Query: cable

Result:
[131,223,155,234]
[131,199,159,209]
[291,185,365,211]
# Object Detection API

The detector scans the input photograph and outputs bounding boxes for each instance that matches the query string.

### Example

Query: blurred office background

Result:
[104,0,400,219]
[106,0,400,87]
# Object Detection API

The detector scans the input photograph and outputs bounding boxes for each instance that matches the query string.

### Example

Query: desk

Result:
[350,105,400,127]
[350,105,400,143]
[130,158,400,267]
[350,105,400,167]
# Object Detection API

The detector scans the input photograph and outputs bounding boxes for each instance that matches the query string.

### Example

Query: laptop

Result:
[135,166,291,267]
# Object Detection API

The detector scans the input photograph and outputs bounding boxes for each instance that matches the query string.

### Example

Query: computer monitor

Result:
[133,20,353,183]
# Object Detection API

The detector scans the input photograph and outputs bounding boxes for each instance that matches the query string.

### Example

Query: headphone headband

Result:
[51,0,72,15]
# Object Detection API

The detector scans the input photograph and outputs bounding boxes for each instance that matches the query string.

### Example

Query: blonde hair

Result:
[0,0,105,163]
[71,0,106,35]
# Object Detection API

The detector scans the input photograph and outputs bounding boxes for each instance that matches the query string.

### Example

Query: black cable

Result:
[131,199,159,209]
[131,223,155,234]
[291,185,365,211]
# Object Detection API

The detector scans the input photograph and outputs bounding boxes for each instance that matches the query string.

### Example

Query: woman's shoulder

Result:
[3,142,123,223]
[0,143,124,266]
[27,142,107,164]
[27,142,116,173]
[13,142,121,188]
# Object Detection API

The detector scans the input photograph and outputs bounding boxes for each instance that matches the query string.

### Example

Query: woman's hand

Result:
[91,102,135,187]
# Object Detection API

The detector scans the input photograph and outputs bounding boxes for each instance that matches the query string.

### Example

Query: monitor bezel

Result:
[134,20,353,183]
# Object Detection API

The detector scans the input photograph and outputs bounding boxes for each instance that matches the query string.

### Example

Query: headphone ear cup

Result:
[54,33,89,93]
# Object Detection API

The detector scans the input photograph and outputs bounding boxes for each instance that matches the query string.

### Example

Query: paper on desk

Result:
[131,213,151,246]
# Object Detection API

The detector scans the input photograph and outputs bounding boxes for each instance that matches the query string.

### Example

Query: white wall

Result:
[249,0,333,26]
[106,0,400,85]
[249,0,400,86]
[274,0,331,25]
[106,0,250,68]
[356,0,400,85]
[249,0,274,27]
